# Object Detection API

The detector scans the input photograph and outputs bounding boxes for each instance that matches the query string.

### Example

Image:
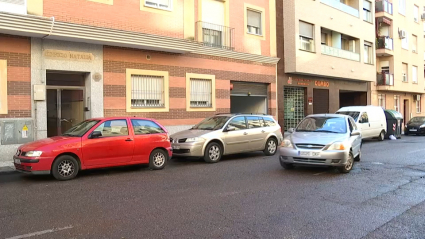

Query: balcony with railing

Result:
[321,45,360,61]
[375,0,393,16]
[377,72,394,89]
[320,0,359,17]
[376,36,394,57]
[195,21,235,51]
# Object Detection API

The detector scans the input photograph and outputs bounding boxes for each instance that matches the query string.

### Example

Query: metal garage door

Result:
[231,82,268,96]
[313,89,329,114]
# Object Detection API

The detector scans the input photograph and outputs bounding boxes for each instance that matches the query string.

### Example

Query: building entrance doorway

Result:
[46,71,86,137]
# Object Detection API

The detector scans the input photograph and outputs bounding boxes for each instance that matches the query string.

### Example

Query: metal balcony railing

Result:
[195,21,235,51]
[320,0,359,17]
[377,36,393,50]
[377,72,394,86]
[375,0,393,15]
[321,45,360,61]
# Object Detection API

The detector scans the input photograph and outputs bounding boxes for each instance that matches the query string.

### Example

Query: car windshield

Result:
[336,111,360,121]
[409,117,425,123]
[62,120,100,137]
[296,117,347,134]
[191,116,231,130]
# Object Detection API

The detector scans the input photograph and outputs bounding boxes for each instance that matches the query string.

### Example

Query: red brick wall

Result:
[43,0,184,39]
[43,0,273,56]
[103,46,276,126]
[0,34,31,118]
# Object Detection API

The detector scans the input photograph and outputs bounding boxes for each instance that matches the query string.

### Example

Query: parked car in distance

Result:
[405,116,425,135]
[280,114,362,173]
[336,105,387,141]
[170,113,283,163]
[13,117,172,180]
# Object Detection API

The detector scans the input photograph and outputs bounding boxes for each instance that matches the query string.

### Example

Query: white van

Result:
[336,106,387,141]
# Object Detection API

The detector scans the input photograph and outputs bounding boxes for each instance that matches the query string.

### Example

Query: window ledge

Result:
[364,62,374,65]
[299,49,316,53]
[363,20,373,24]
[144,4,173,12]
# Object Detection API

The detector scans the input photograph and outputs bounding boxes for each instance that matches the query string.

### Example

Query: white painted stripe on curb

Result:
[5,225,73,239]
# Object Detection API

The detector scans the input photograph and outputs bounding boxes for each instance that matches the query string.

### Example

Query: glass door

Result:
[47,88,84,137]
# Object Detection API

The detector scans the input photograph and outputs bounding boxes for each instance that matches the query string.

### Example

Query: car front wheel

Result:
[280,160,294,170]
[51,155,79,181]
[338,152,354,173]
[204,142,222,163]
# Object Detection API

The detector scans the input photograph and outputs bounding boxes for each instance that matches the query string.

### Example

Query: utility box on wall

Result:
[1,120,34,145]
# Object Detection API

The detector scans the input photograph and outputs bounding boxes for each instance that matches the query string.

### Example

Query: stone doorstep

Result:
[0,162,15,173]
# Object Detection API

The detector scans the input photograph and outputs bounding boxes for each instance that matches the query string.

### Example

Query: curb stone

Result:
[0,162,15,173]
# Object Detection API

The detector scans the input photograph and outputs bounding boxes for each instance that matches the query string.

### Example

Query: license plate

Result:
[299,151,320,157]
[173,145,180,150]
[410,129,418,132]
[14,158,21,164]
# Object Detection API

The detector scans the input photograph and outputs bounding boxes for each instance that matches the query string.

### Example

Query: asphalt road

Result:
[1,136,425,239]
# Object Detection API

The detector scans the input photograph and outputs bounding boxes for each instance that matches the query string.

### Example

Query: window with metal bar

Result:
[247,9,262,35]
[131,75,165,108]
[190,78,212,108]
[378,94,386,109]
[364,42,373,64]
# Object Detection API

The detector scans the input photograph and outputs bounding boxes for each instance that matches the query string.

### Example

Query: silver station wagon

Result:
[170,114,284,163]
[279,114,362,173]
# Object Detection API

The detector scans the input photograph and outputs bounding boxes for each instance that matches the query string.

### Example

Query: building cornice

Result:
[0,12,280,64]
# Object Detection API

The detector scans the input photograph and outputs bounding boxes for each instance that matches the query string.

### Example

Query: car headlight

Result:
[25,151,43,157]
[281,139,293,148]
[420,124,425,128]
[326,142,346,151]
[185,137,205,143]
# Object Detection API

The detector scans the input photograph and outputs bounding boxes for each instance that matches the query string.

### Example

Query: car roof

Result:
[215,113,274,117]
[338,105,382,111]
[307,113,350,119]
[87,116,155,121]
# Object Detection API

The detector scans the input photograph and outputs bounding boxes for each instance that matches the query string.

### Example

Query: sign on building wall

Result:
[43,49,94,62]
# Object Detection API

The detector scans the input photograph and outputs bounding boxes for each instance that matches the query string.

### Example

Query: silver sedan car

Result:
[171,114,283,163]
[279,114,362,173]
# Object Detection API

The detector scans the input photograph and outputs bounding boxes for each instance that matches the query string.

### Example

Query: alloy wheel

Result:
[209,145,220,161]
[58,160,75,177]
[268,140,277,154]
[153,152,165,167]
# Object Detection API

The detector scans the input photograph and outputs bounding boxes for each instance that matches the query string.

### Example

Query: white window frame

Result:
[416,97,421,113]
[413,5,419,22]
[412,34,417,53]
[364,42,373,64]
[246,9,263,36]
[401,32,409,50]
[398,0,406,15]
[363,0,373,23]
[299,21,315,52]
[126,69,169,113]
[394,95,400,112]
[186,73,216,112]
[412,65,418,83]
[189,78,213,108]
[402,63,408,82]
[144,0,172,11]
[378,94,386,109]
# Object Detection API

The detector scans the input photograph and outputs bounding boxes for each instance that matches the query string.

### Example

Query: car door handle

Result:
[243,132,248,135]
[125,138,133,141]
[261,130,266,133]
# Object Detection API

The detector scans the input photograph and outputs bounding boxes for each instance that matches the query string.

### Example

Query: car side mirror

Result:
[90,131,102,139]
[288,128,295,133]
[351,130,361,136]
[226,126,236,132]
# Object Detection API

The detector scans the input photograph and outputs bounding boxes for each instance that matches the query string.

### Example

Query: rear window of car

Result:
[131,119,165,135]
[263,117,277,127]
[247,116,263,128]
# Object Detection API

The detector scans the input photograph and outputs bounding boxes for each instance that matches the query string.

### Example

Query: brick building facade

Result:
[0,0,279,163]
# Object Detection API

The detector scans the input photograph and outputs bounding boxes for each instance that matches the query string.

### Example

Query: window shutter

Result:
[247,10,261,28]
[190,78,212,107]
[299,21,313,39]
[363,0,371,10]
[131,75,164,107]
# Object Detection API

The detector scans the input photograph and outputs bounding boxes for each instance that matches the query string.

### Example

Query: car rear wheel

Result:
[149,149,168,170]
[280,160,294,169]
[378,131,385,141]
[338,152,354,173]
[204,142,222,163]
[51,155,79,181]
[264,138,278,156]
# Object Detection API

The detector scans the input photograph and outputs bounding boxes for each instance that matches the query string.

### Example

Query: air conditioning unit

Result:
[402,73,407,82]
[414,95,421,101]
[413,49,417,53]
[421,13,425,20]
[414,17,418,22]
[399,30,406,39]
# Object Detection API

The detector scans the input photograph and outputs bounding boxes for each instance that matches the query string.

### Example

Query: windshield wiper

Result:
[295,130,314,132]
[62,133,79,137]
[315,130,341,133]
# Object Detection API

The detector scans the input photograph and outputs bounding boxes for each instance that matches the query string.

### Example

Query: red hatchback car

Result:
[13,117,172,180]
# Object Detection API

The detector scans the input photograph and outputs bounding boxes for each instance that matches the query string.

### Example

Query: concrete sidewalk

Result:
[0,162,15,173]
